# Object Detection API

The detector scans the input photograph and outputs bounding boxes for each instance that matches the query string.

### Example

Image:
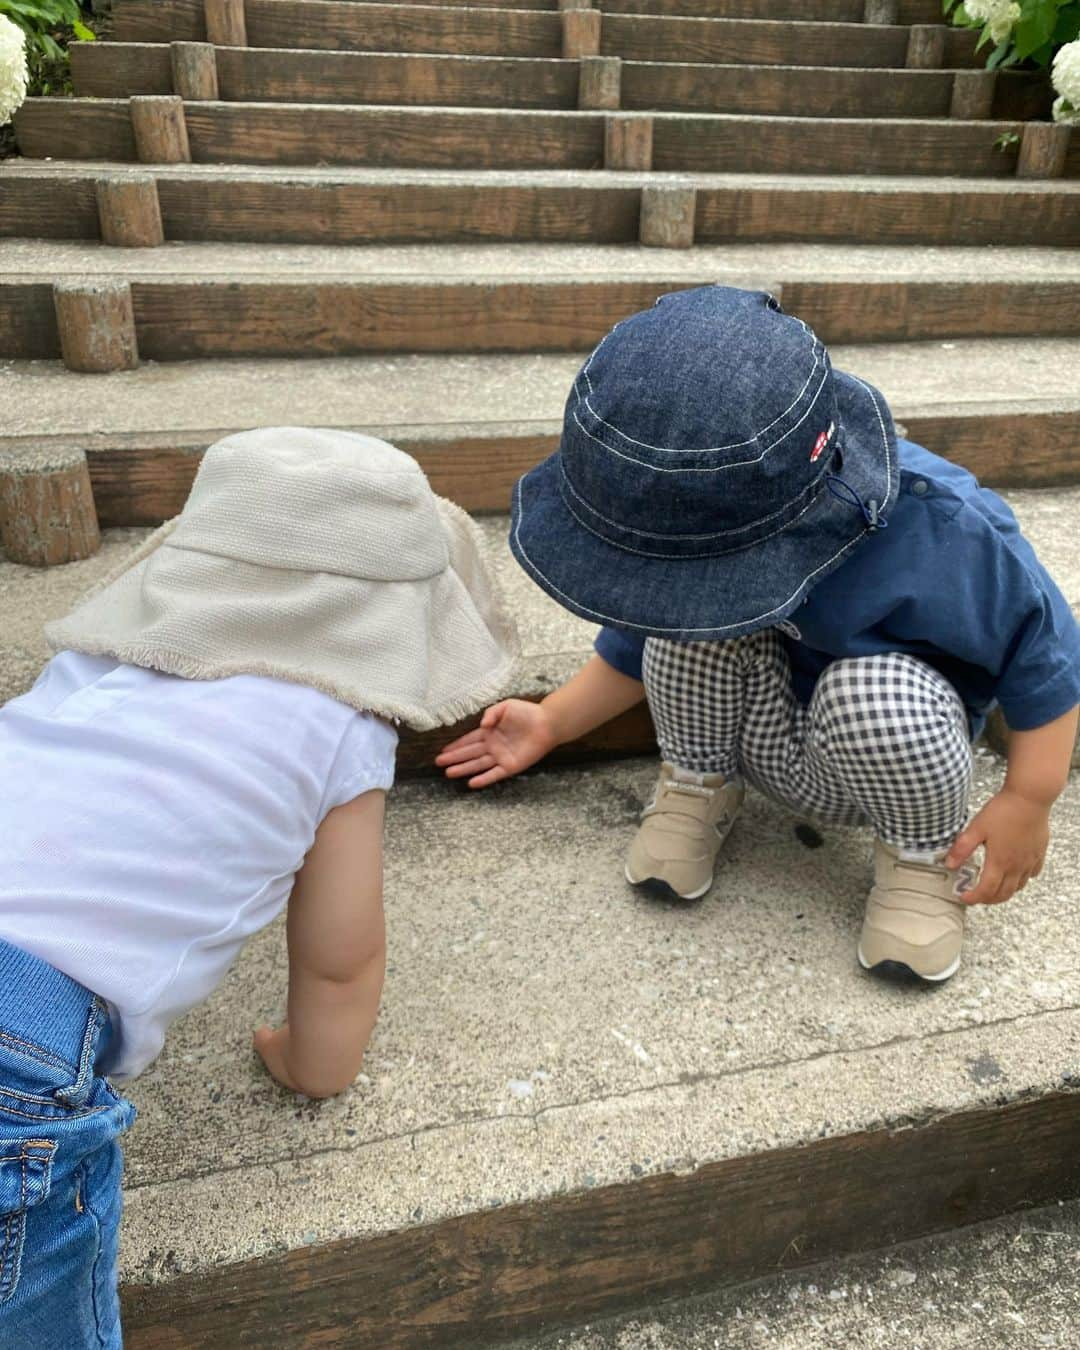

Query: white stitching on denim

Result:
[843,373,893,504]
[578,312,827,455]
[570,361,830,473]
[513,476,867,631]
[560,458,823,543]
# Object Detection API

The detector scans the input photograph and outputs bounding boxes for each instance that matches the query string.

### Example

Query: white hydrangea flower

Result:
[0,14,28,128]
[1052,39,1080,108]
[963,0,1020,45]
[1053,95,1080,124]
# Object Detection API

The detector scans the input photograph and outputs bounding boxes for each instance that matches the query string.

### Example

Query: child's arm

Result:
[436,654,645,788]
[947,704,1078,906]
[254,789,386,1097]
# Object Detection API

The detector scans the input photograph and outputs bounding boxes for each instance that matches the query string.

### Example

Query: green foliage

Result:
[943,0,1080,69]
[0,0,95,95]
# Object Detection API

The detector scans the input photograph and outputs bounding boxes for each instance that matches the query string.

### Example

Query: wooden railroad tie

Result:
[0,446,101,567]
[639,185,696,248]
[171,42,219,101]
[905,24,946,69]
[562,7,600,60]
[605,114,652,171]
[863,0,898,20]
[204,0,246,48]
[578,56,620,112]
[1017,122,1071,178]
[950,70,996,120]
[131,95,192,164]
[53,280,140,374]
[96,176,165,248]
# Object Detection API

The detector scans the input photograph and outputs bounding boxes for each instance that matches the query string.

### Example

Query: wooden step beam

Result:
[76,44,1042,121]
[119,1092,1080,1346]
[16,100,1057,178]
[14,405,1080,536]
[110,0,978,67]
[5,171,1076,249]
[109,0,946,23]
[4,275,1077,365]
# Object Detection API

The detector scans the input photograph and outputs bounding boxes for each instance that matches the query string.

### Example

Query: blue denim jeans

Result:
[0,938,136,1349]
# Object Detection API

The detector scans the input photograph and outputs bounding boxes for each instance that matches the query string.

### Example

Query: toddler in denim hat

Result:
[439,287,1080,983]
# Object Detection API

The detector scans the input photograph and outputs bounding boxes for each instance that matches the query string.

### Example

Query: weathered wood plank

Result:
[695,182,1080,247]
[156,179,641,243]
[70,40,171,97]
[181,104,606,168]
[20,100,1039,176]
[5,278,1076,363]
[0,177,100,239]
[602,14,913,67]
[72,42,1007,122]
[111,1,971,65]
[0,285,60,360]
[652,114,1025,176]
[126,280,700,359]
[214,48,580,108]
[622,62,952,117]
[246,0,563,55]
[600,0,941,16]
[120,1091,1080,1348]
[13,98,137,161]
[781,280,1080,343]
[8,171,1076,248]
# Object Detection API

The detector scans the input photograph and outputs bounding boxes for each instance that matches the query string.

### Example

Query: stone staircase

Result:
[1,0,1079,1345]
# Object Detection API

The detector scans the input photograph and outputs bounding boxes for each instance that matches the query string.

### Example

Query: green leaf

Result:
[1014,3,1059,60]
[71,17,93,39]
[1053,4,1080,45]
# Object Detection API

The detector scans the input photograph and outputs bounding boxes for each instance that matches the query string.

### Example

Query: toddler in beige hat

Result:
[0,427,518,1347]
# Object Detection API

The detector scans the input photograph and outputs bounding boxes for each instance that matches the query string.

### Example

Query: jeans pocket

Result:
[0,1138,56,1306]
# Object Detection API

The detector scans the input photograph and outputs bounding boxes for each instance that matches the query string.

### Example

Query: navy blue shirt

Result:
[595,441,1080,738]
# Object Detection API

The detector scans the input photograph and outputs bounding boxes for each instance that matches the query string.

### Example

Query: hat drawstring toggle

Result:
[825,474,889,532]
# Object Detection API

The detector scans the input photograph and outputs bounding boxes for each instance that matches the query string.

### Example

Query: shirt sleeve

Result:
[927,495,1080,731]
[321,711,399,815]
[594,628,647,682]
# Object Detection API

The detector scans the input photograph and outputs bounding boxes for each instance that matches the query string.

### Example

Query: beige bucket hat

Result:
[46,427,520,731]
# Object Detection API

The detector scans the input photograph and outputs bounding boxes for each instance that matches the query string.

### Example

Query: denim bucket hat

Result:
[510,286,899,640]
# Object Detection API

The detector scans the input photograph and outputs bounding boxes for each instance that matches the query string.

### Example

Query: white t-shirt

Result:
[0,652,397,1081]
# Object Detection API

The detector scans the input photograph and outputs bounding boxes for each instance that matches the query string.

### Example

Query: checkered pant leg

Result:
[810,653,972,851]
[642,633,971,852]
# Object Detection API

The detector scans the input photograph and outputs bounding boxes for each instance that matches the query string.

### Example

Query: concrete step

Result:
[506,1199,1080,1349]
[1,338,1077,530]
[2,240,1078,363]
[6,161,1080,249]
[6,496,1078,1346]
[15,100,1071,177]
[109,2,980,68]
[70,44,1048,120]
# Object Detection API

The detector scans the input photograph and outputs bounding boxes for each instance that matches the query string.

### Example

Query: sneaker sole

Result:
[624,865,712,902]
[857,945,961,984]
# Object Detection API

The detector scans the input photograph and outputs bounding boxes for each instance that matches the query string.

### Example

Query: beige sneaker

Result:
[858,839,978,983]
[625,762,745,901]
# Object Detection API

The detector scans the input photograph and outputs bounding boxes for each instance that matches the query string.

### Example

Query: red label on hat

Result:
[810,422,835,463]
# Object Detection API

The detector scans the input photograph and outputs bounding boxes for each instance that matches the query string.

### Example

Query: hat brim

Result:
[46,499,520,733]
[509,370,898,642]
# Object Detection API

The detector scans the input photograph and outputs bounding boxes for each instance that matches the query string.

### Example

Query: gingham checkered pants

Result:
[643,630,972,852]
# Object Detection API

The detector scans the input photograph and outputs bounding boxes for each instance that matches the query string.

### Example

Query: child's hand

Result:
[253,1024,302,1092]
[945,788,1050,906]
[436,699,558,788]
